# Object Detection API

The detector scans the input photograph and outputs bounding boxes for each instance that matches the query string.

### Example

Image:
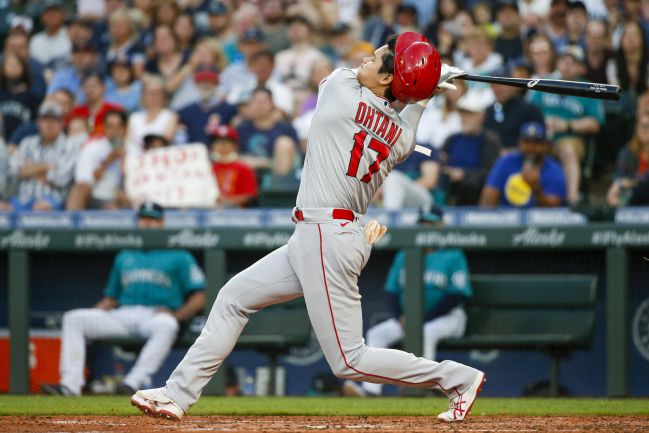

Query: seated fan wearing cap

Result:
[480,121,567,208]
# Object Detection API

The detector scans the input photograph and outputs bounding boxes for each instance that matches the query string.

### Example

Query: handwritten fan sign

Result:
[125,144,219,208]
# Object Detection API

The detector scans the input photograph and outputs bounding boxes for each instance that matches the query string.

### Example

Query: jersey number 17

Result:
[346,130,390,183]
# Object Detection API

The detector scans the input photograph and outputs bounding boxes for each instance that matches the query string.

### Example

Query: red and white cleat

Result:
[437,372,486,422]
[131,388,184,421]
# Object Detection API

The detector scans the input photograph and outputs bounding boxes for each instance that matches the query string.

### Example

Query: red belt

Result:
[294,208,356,222]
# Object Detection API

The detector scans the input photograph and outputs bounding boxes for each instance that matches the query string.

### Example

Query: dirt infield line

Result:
[2,415,649,433]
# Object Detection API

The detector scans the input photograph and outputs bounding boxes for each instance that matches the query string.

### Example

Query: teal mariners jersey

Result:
[528,91,604,140]
[385,249,472,313]
[105,250,206,310]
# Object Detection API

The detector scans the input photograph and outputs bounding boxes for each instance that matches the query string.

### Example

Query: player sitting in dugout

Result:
[343,207,472,397]
[41,202,206,396]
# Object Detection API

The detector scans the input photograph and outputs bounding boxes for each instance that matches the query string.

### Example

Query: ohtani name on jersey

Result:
[354,102,402,147]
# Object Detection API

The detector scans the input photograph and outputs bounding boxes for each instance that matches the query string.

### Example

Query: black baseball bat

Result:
[456,74,621,101]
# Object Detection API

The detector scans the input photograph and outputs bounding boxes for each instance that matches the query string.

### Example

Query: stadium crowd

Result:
[0,0,648,211]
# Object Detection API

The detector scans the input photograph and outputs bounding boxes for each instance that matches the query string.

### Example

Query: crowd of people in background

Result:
[0,0,648,212]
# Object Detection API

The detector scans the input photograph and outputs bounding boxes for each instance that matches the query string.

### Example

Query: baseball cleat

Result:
[40,383,78,396]
[342,380,367,397]
[131,388,184,421]
[437,372,486,422]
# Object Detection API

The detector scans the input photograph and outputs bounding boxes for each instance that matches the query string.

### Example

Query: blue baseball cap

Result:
[520,121,547,141]
[138,202,164,220]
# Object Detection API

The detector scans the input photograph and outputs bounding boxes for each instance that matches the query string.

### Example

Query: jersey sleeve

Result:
[385,251,405,295]
[318,68,361,98]
[583,98,605,124]
[178,252,206,294]
[445,249,472,298]
[104,253,123,299]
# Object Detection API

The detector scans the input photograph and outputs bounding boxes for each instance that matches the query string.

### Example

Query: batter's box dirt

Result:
[1,415,648,433]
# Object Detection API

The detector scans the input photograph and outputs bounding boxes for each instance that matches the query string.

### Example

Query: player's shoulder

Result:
[319,68,359,90]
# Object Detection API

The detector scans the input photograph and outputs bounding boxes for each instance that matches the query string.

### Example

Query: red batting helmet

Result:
[391,32,441,104]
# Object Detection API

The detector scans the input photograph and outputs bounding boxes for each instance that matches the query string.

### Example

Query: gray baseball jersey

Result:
[297,68,416,214]
[160,67,483,415]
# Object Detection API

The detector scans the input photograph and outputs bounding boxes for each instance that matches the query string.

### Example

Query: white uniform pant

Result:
[362,307,467,395]
[163,213,480,412]
[383,170,433,211]
[60,306,179,394]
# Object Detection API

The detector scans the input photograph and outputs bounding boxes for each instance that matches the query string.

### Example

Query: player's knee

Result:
[62,309,93,327]
[151,313,180,334]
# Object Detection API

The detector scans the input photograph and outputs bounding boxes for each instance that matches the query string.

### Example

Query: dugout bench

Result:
[439,274,597,397]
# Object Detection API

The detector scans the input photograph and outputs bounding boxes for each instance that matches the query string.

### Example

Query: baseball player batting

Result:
[131,32,485,423]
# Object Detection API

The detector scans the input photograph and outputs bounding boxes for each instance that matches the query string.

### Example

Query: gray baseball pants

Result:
[163,208,480,411]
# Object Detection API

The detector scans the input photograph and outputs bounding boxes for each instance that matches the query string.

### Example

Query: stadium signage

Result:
[243,232,292,248]
[0,230,50,249]
[590,230,649,247]
[512,228,566,247]
[74,233,144,249]
[414,231,488,247]
[167,229,220,248]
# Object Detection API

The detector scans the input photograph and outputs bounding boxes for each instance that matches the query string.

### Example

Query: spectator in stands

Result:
[457,28,502,100]
[471,2,498,39]
[343,207,472,397]
[145,24,189,85]
[275,15,328,91]
[494,0,524,64]
[143,132,171,151]
[236,87,299,176]
[173,13,196,56]
[530,45,604,204]
[3,27,47,100]
[48,41,99,104]
[217,28,267,103]
[177,65,237,146]
[106,7,146,78]
[416,76,466,151]
[518,0,551,32]
[125,74,178,157]
[422,0,461,47]
[544,0,568,50]
[437,92,502,205]
[0,101,79,211]
[607,20,649,99]
[67,110,128,210]
[607,112,649,207]
[227,51,295,118]
[8,88,75,149]
[528,33,559,79]
[168,37,226,110]
[0,137,7,200]
[69,72,124,136]
[28,0,71,69]
[382,149,437,211]
[197,0,234,52]
[564,1,588,51]
[209,124,258,208]
[584,20,612,84]
[260,0,290,54]
[0,53,39,142]
[481,121,567,208]
[66,17,94,49]
[485,67,545,152]
[153,0,180,27]
[105,55,143,113]
[40,202,207,396]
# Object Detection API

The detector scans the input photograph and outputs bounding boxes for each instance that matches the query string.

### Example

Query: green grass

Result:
[0,396,648,417]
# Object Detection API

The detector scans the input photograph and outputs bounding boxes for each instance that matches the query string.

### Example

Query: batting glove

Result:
[364,220,388,245]
[437,64,466,91]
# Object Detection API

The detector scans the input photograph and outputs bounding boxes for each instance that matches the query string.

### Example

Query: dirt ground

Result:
[2,416,648,433]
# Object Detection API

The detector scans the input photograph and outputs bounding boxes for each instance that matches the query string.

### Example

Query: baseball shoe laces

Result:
[437,372,486,422]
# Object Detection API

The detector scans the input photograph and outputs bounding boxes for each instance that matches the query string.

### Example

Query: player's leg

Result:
[422,307,467,361]
[56,308,130,395]
[359,318,404,395]
[125,311,180,390]
[160,245,303,413]
[290,222,484,420]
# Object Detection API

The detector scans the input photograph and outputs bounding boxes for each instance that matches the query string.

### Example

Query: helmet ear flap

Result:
[392,32,442,104]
